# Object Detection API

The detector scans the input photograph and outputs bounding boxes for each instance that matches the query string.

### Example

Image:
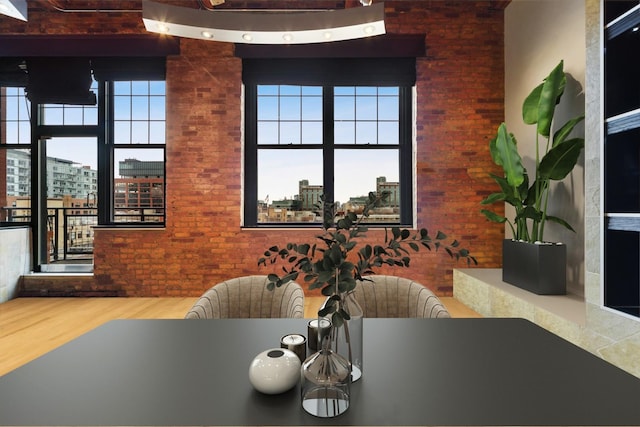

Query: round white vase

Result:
[248,348,301,394]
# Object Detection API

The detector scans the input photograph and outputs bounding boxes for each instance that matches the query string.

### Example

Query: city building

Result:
[114,158,164,213]
[5,149,29,197]
[298,180,322,210]
[6,149,98,200]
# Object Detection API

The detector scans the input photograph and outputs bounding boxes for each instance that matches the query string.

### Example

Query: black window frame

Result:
[1,58,167,230]
[243,58,415,228]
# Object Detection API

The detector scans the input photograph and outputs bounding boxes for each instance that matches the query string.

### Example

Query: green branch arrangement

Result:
[258,192,477,326]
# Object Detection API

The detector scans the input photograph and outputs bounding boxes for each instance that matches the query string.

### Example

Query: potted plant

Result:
[480,60,584,295]
[259,191,476,390]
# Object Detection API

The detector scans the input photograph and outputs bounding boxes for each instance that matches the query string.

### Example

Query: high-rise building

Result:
[5,149,30,197]
[5,150,98,200]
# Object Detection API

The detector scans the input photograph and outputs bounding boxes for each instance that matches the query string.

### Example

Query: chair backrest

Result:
[185,275,305,319]
[351,275,450,318]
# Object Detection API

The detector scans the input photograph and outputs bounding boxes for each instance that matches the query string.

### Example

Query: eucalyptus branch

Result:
[258,191,476,323]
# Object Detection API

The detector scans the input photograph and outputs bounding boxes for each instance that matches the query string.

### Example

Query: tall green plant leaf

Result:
[522,83,544,125]
[536,60,565,137]
[545,215,576,232]
[538,138,584,180]
[492,123,525,188]
[553,115,585,147]
[481,209,507,223]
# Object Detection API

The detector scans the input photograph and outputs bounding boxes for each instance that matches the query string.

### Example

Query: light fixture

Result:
[0,0,27,21]
[142,0,385,45]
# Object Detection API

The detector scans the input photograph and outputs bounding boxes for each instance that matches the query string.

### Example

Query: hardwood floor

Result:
[0,296,479,376]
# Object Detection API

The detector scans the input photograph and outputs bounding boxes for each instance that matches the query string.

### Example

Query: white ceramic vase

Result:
[248,348,301,394]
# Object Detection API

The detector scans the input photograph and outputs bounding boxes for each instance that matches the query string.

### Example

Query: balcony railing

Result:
[1,207,164,264]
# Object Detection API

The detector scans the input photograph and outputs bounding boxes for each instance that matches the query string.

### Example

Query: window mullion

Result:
[97,81,112,225]
[323,86,335,204]
[244,84,259,224]
[399,86,413,225]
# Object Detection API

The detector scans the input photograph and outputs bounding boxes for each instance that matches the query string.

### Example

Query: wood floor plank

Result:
[0,296,479,376]
[0,297,198,376]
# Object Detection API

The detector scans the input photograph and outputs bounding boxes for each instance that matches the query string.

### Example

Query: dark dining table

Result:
[1,317,640,426]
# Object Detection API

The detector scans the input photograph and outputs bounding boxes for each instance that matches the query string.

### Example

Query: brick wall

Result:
[3,1,505,297]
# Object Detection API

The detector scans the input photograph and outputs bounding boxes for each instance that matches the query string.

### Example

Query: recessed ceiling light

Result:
[633,26,639,32]
[157,23,170,33]
[363,25,375,34]
[323,32,333,40]
[282,33,293,42]
[201,31,214,38]
[242,33,253,42]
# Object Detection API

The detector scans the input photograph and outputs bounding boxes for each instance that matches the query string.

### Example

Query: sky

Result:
[7,84,400,203]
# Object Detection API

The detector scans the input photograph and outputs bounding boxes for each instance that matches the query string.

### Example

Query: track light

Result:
[0,0,27,21]
[142,0,385,45]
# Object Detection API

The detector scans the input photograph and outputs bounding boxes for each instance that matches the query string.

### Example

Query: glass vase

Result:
[301,330,351,418]
[322,291,363,381]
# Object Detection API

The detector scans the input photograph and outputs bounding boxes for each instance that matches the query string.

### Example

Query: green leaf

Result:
[359,244,372,260]
[522,83,544,124]
[297,243,310,255]
[516,205,542,222]
[332,312,344,328]
[321,284,334,296]
[545,215,576,232]
[435,231,446,240]
[553,115,584,147]
[481,192,506,205]
[267,273,280,282]
[318,306,333,317]
[538,138,584,180]
[492,123,525,188]
[481,209,507,223]
[536,60,565,137]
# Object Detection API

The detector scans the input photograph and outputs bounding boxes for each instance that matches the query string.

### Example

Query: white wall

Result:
[0,227,31,302]
[505,0,586,296]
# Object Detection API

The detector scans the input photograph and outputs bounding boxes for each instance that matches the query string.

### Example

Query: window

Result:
[0,87,31,224]
[243,58,415,227]
[1,78,166,229]
[111,81,166,224]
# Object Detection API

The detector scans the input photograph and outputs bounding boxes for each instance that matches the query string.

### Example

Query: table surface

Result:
[1,318,640,426]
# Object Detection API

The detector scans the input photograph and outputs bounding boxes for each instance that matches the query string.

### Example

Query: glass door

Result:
[38,137,97,273]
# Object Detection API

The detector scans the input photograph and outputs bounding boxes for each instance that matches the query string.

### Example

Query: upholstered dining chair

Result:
[351,275,450,318]
[184,275,305,319]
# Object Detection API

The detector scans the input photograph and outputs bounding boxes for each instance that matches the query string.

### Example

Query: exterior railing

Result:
[1,207,164,263]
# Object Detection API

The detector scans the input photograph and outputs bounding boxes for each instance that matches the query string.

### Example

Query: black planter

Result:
[502,239,566,295]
